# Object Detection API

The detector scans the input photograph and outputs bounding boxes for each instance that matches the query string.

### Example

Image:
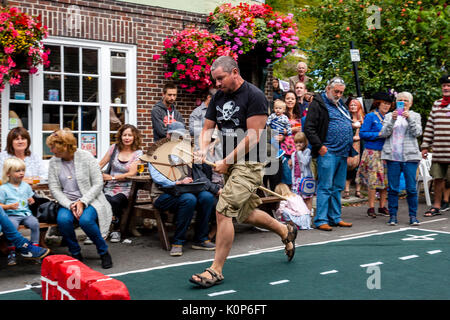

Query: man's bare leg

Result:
[244,209,289,242]
[433,179,445,209]
[191,211,234,281]
[191,209,290,282]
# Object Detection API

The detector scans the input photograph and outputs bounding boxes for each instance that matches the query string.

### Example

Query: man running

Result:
[189,56,297,288]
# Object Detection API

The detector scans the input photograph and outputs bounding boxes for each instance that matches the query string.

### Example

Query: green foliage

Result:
[296,0,449,119]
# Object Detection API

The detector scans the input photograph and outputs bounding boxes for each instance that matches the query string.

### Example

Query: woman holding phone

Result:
[379,92,422,226]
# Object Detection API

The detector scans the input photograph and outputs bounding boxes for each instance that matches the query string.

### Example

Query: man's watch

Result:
[111,176,116,181]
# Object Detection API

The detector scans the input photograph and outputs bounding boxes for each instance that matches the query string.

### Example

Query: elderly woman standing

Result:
[379,92,422,225]
[46,129,113,269]
[0,127,48,183]
[356,93,392,218]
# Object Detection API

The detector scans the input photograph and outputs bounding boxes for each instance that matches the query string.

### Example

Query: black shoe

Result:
[100,252,113,269]
[71,253,84,262]
[441,201,450,212]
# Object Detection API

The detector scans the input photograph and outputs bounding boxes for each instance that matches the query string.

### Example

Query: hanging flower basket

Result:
[155,3,298,93]
[154,28,237,93]
[207,3,299,64]
[0,6,50,92]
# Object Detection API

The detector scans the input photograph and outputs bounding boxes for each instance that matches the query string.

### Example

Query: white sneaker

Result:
[110,231,121,243]
[83,237,93,245]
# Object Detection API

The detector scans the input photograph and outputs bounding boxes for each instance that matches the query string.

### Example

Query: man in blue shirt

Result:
[304,77,354,231]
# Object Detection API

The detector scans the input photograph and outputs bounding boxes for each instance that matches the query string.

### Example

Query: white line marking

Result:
[420,218,448,225]
[360,262,383,268]
[427,250,442,255]
[339,230,379,238]
[207,290,236,297]
[270,280,290,285]
[399,255,419,260]
[320,270,338,275]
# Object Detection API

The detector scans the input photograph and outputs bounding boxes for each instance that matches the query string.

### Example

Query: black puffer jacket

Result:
[303,93,330,158]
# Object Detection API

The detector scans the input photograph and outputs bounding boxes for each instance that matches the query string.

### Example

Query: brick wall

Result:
[4,0,274,150]
[5,0,208,150]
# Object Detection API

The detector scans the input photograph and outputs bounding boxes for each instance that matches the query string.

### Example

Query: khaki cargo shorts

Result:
[216,162,265,223]
[430,162,450,181]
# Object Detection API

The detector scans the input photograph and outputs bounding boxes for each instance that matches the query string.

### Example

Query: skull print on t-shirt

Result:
[205,81,269,162]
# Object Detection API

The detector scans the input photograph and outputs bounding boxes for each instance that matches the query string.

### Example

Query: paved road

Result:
[0,194,448,295]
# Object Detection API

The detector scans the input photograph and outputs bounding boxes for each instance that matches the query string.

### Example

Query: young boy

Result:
[267,99,292,158]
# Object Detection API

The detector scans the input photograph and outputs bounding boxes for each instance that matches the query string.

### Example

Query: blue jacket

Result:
[359,111,385,151]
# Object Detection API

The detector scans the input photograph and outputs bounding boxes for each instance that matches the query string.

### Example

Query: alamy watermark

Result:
[366,266,381,290]
[366,5,381,30]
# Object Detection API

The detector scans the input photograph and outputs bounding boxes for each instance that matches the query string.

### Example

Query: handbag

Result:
[104,144,118,175]
[299,177,316,197]
[160,181,207,197]
[36,200,60,224]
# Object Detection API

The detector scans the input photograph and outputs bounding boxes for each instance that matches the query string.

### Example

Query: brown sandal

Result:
[343,191,350,199]
[355,191,364,198]
[189,267,224,288]
[282,222,298,262]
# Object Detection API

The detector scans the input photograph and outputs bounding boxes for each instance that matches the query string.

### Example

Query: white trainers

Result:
[110,231,121,243]
[83,237,93,245]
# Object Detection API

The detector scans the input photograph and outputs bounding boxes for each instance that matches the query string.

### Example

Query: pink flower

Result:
[0,65,9,74]
[164,72,173,78]
[186,58,194,64]
[266,59,271,63]
[9,77,20,86]
[176,64,186,71]
[152,54,160,60]
[29,67,38,74]
[266,47,272,52]
[171,58,178,64]
[4,46,14,54]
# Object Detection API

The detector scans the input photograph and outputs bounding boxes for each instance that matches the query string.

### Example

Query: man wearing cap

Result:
[151,82,185,142]
[304,77,355,231]
[142,122,219,256]
[421,74,450,216]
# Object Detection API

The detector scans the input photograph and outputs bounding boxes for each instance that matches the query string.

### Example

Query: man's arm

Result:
[213,114,267,174]
[151,108,167,141]
[199,119,216,154]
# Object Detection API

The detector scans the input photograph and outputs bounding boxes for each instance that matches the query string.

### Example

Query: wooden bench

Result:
[132,196,281,251]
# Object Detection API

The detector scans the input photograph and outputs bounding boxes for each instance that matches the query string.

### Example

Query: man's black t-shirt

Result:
[205,81,268,162]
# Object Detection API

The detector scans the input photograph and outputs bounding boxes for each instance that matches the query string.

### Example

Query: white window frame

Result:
[1,36,137,161]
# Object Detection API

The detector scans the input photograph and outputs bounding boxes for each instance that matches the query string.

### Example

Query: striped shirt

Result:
[421,98,450,163]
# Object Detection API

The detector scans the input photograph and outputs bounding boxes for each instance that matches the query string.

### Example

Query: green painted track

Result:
[1,228,449,300]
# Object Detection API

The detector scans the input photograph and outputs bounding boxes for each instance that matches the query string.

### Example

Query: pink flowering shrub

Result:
[0,6,49,91]
[208,3,298,64]
[156,3,298,93]
[155,28,237,93]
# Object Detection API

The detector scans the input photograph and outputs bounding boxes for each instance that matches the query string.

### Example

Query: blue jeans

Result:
[57,205,108,256]
[154,191,214,245]
[314,152,347,227]
[0,207,28,249]
[281,155,292,185]
[386,161,419,218]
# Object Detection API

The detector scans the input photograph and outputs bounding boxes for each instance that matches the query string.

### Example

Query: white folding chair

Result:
[416,153,433,206]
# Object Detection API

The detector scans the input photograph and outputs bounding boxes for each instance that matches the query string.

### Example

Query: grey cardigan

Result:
[379,110,422,162]
[48,149,112,237]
